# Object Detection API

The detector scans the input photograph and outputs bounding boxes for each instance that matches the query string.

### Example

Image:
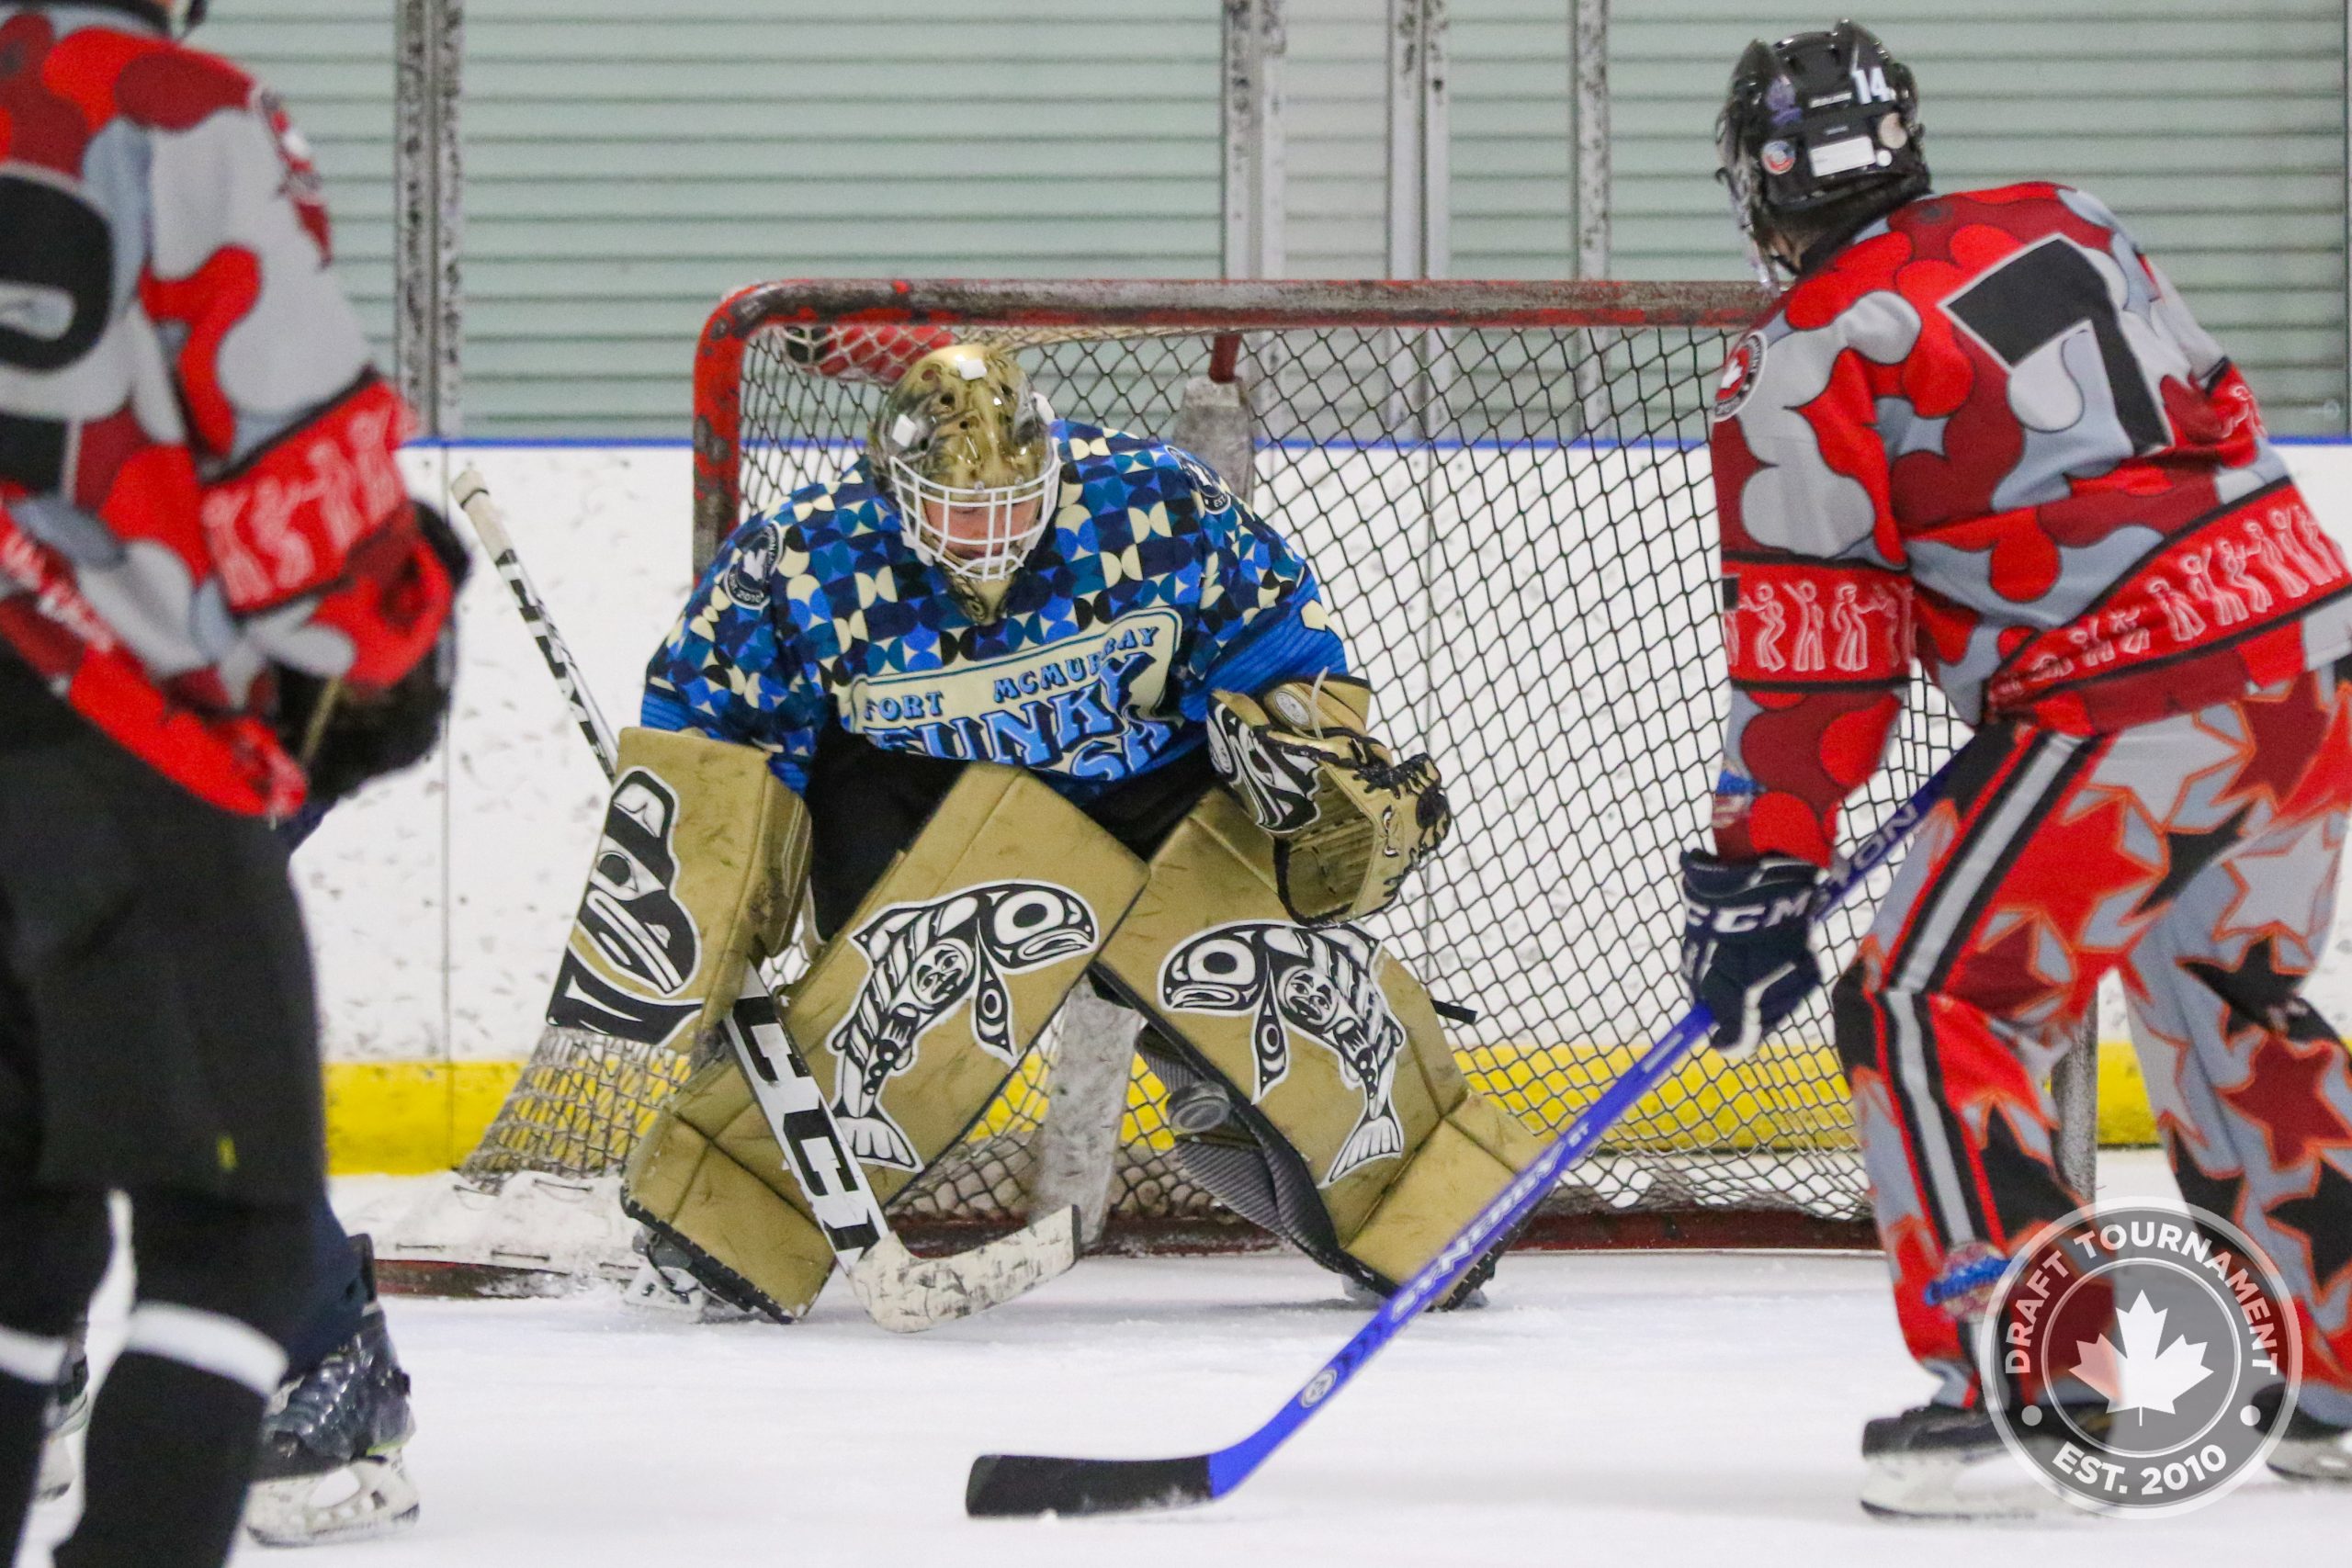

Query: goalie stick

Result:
[965,758,1955,1515]
[449,467,1080,1334]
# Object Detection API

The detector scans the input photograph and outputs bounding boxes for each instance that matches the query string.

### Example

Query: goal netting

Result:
[449,278,1972,1265]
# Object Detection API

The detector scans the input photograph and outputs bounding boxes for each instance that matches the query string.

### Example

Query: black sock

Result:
[279,1212,369,1377]
[51,1354,266,1568]
[0,1370,52,1566]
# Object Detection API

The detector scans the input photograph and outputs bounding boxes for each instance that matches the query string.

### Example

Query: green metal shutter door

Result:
[1452,0,1574,279]
[462,0,1222,437]
[1283,0,1385,276]
[198,6,397,371]
[1280,0,1578,280]
[1615,2,2349,434]
[196,4,2350,437]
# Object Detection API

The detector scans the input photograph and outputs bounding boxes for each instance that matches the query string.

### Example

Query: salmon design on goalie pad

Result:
[1160,922,1408,1186]
[825,884,1097,1169]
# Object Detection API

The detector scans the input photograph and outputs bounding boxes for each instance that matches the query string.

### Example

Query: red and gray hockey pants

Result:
[1835,665,2352,1422]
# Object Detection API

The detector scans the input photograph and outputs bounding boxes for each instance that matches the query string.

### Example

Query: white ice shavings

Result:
[1733,292,1920,559]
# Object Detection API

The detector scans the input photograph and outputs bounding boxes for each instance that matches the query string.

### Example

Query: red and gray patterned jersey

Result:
[0,1,452,817]
[1709,181,2352,865]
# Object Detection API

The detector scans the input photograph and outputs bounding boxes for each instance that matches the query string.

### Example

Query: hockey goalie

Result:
[545,342,1542,1322]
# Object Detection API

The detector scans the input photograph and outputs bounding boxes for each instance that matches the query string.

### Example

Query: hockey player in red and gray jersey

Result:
[0,2,455,1562]
[1680,22,2352,1515]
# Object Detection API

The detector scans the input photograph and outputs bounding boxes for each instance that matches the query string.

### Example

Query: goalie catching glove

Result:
[1204,674,1450,925]
[1679,851,1821,1060]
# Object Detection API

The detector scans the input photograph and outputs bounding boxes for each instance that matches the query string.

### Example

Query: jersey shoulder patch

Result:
[1163,444,1237,513]
[1712,331,1770,423]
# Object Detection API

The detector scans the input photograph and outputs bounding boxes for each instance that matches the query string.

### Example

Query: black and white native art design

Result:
[1204,698,1323,834]
[1159,922,1408,1186]
[825,883,1098,1169]
[548,770,705,1045]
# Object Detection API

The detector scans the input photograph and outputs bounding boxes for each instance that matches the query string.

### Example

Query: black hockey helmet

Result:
[1714,21,1928,279]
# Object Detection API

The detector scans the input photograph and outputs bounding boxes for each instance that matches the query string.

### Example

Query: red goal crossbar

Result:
[690,277,1770,570]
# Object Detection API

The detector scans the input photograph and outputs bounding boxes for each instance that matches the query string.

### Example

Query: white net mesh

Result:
[461,281,1966,1250]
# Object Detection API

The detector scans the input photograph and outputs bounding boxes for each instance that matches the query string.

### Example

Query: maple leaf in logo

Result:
[2073,1293,2213,1421]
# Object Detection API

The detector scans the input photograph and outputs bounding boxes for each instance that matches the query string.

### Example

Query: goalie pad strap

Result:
[546,727,810,1055]
[1125,1022,1373,1289]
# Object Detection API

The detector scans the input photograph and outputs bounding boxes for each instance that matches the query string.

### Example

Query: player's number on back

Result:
[0,173,115,492]
[1945,236,2171,457]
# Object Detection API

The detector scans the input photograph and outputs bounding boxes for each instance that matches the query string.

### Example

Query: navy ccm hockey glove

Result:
[1679,851,1823,1060]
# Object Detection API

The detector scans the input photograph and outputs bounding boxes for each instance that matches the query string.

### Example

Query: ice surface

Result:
[17,1156,2338,1567]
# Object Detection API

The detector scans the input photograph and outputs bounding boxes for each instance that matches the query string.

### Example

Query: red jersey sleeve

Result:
[141,73,448,694]
[1707,279,1918,866]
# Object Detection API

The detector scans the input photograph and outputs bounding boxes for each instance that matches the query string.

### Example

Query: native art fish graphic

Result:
[824,883,1096,1169]
[547,771,706,1046]
[1202,696,1323,834]
[579,773,697,994]
[1159,922,1408,1186]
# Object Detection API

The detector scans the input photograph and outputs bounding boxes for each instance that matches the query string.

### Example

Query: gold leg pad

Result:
[624,1060,834,1320]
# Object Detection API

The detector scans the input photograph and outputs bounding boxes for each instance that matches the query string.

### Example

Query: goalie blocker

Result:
[594,724,1537,1319]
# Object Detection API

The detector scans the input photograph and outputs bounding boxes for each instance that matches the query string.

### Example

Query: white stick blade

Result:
[845,1208,1080,1333]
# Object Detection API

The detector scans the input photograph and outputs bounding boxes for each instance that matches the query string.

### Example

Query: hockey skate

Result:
[2255,1387,2352,1483]
[1859,1400,2107,1520]
[34,1332,89,1504]
[622,1227,756,1325]
[244,1237,421,1548]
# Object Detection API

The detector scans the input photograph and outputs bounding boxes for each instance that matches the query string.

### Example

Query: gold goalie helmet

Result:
[871,344,1061,604]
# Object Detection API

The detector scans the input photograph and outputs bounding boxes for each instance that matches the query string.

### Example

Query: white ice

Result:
[18,1154,2341,1567]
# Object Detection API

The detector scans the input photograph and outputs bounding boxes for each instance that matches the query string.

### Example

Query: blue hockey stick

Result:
[965,758,1955,1517]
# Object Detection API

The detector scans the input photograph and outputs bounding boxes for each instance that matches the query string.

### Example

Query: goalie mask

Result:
[871,344,1062,611]
[1715,21,1927,283]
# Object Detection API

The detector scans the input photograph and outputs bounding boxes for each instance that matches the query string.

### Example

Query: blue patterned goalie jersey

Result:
[642,422,1349,797]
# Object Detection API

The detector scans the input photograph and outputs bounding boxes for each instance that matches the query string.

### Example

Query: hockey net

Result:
[453,278,1973,1263]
